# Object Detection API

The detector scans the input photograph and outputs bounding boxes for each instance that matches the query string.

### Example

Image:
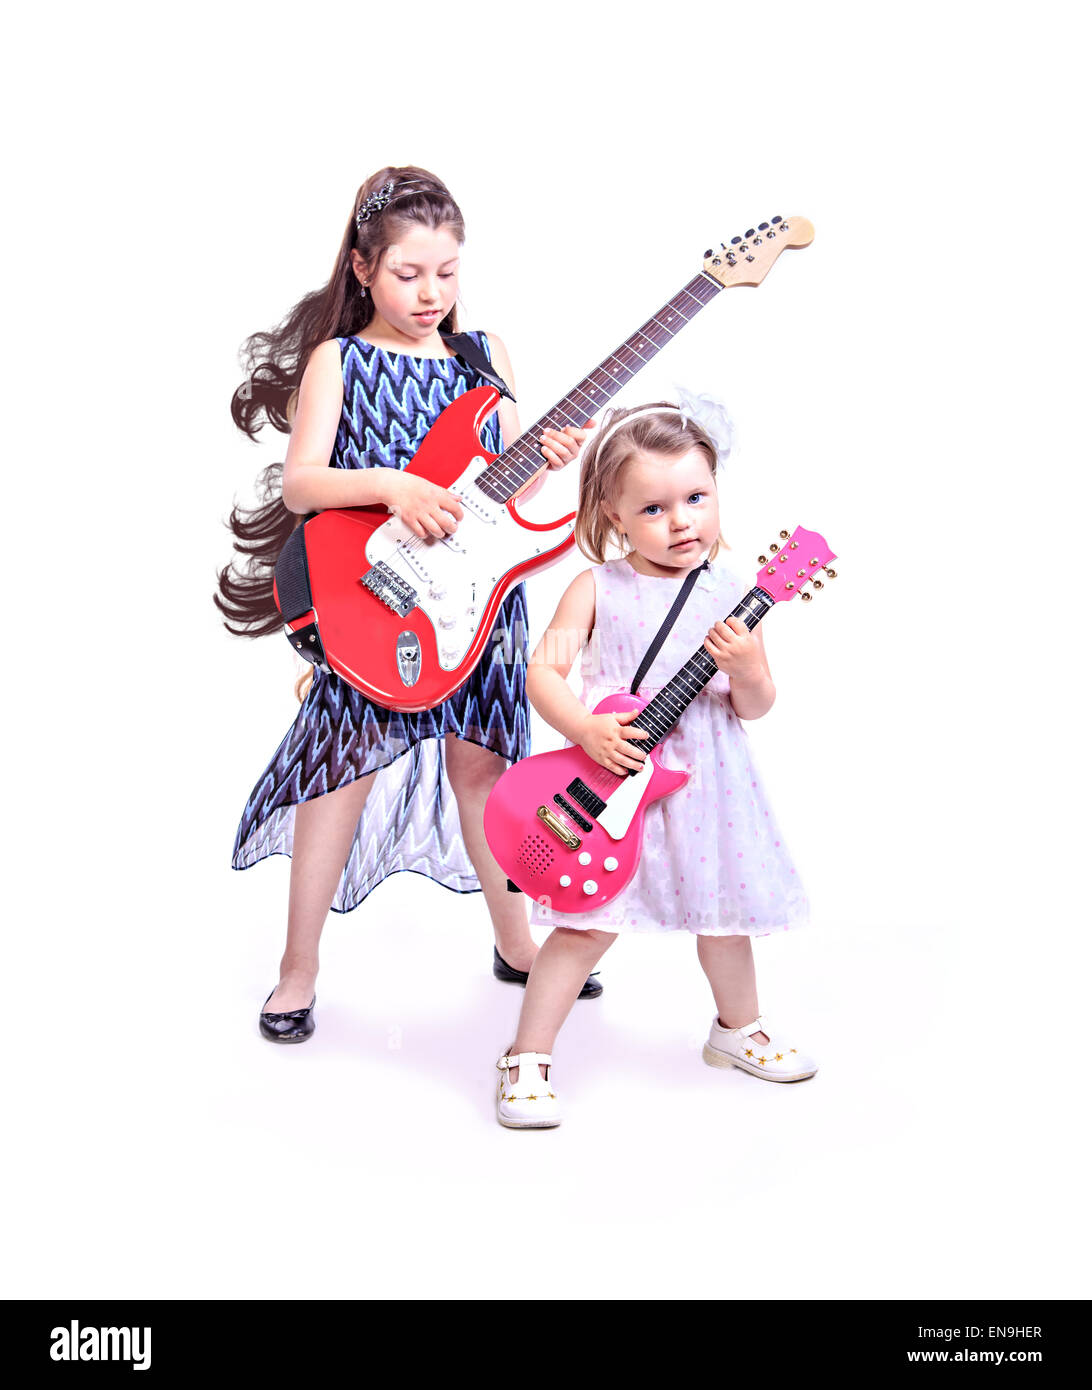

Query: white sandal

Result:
[703,1014,818,1082]
[496,1049,562,1129]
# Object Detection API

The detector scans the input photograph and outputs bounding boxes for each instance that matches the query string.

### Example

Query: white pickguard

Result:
[364,457,575,671]
[596,758,654,841]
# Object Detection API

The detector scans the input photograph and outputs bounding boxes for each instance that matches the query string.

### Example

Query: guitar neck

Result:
[475,271,723,503]
[630,585,775,757]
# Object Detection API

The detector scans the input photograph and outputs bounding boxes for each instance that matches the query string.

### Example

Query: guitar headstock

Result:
[702,215,814,289]
[755,526,836,603]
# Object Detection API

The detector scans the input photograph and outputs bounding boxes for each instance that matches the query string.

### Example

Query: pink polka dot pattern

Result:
[528,555,808,940]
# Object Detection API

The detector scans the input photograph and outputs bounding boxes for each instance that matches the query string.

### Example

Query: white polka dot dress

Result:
[529,555,808,937]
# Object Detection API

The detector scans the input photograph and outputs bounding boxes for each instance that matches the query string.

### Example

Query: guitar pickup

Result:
[536,806,581,850]
[361,562,418,618]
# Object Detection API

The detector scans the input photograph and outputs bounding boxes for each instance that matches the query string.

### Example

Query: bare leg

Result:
[444,734,538,972]
[264,772,377,1011]
[695,935,770,1046]
[509,927,617,1079]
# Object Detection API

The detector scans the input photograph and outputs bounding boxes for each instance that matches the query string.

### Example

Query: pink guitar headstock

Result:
[754,526,836,604]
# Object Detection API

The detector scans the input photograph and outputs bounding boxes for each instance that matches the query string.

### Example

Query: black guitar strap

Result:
[441,332,517,403]
[630,559,710,694]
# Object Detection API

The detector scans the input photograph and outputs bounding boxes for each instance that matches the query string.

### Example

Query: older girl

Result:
[218,166,600,1042]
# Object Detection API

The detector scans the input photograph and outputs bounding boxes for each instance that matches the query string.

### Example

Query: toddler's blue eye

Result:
[642,504,661,516]
[688,492,705,504]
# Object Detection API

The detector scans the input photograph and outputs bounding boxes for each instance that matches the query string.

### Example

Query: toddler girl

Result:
[495,401,817,1127]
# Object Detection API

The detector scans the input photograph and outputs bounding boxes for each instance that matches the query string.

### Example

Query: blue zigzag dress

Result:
[231,332,530,912]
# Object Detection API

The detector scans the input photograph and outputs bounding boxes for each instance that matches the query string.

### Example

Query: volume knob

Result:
[439,613,456,629]
[582,880,598,896]
[429,584,447,600]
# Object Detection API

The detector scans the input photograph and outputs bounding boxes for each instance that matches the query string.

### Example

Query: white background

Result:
[4,0,1088,1299]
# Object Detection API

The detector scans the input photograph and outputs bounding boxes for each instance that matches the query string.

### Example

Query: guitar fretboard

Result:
[628,585,775,758]
[475,272,723,504]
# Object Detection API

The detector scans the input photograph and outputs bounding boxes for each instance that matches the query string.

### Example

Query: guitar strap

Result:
[630,559,710,694]
[440,332,517,403]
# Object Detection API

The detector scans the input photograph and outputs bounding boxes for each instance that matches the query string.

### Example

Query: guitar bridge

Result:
[536,806,581,850]
[361,562,418,618]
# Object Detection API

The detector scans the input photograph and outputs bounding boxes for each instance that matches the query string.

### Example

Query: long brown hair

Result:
[574,403,729,563]
[215,166,465,637]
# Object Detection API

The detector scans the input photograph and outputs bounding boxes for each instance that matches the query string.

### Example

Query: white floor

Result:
[10,855,1083,1301]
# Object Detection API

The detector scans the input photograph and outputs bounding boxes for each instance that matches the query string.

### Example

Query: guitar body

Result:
[274,386,578,711]
[483,693,690,914]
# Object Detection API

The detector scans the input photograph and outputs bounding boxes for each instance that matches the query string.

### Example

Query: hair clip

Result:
[355,180,432,228]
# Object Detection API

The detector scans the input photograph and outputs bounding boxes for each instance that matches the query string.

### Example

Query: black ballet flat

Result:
[259,989,317,1043]
[492,947,602,1000]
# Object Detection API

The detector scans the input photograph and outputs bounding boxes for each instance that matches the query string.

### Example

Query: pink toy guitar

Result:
[482,527,836,913]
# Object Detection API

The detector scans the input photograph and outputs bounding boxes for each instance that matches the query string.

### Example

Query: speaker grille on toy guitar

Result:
[516,834,555,878]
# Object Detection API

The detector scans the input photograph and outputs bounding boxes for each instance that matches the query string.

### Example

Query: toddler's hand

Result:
[540,418,596,470]
[704,617,763,680]
[577,707,650,776]
[380,471,464,539]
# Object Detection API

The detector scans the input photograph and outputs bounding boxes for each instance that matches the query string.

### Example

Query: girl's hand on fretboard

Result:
[703,617,765,682]
[539,419,596,470]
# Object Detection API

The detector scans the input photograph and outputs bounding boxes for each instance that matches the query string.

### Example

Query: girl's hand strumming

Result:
[379,470,464,539]
[540,418,596,470]
[704,617,764,681]
[577,707,650,776]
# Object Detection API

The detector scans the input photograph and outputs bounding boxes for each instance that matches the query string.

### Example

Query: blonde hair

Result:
[574,402,729,563]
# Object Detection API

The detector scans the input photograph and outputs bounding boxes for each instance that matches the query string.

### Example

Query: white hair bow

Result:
[675,386,736,473]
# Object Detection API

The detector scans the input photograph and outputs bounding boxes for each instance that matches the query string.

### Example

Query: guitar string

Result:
[390,276,721,560]
[477,274,722,499]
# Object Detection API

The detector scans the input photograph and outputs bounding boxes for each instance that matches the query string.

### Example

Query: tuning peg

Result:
[811,578,823,590]
[824,566,837,578]
[779,529,790,539]
[704,248,713,258]
[800,591,813,602]
[757,554,768,564]
[745,228,755,238]
[769,543,780,554]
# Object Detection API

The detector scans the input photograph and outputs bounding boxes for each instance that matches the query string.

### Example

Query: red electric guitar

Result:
[274,217,815,711]
[482,528,836,913]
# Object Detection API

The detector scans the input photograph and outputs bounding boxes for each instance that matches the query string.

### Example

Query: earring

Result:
[359,282,370,298]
